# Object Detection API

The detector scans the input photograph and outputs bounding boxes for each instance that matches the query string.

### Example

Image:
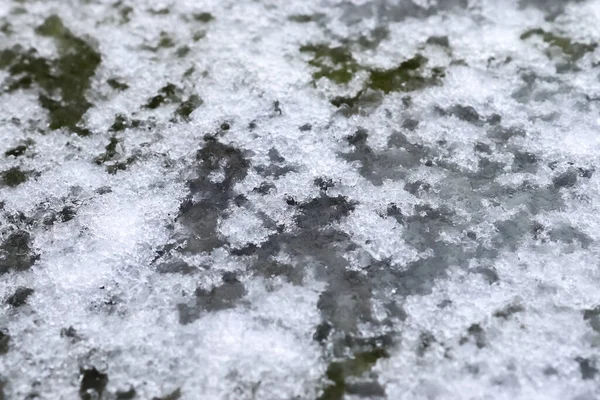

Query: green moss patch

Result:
[0,16,101,135]
[193,13,214,23]
[521,28,597,61]
[300,44,360,85]
[107,78,129,91]
[319,348,388,400]
[2,167,28,187]
[367,55,444,93]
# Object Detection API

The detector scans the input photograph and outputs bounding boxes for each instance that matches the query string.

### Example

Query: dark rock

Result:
[5,145,28,158]
[268,148,285,163]
[450,105,481,124]
[6,287,34,307]
[0,331,9,354]
[401,118,419,131]
[79,368,108,400]
[152,388,181,400]
[178,275,246,324]
[474,142,492,154]
[1,167,28,187]
[296,194,356,229]
[156,260,195,274]
[313,322,332,343]
[553,170,578,188]
[0,230,39,274]
[347,128,368,146]
[314,177,334,191]
[493,303,524,319]
[116,387,136,399]
[575,357,598,380]
[59,206,76,222]
[426,36,450,47]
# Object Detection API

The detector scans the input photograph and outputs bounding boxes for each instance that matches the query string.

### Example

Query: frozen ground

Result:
[1,0,600,399]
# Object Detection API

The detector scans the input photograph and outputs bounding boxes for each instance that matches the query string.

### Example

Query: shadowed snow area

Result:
[1,0,600,398]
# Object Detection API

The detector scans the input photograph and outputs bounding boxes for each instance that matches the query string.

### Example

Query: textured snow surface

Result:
[2,0,600,399]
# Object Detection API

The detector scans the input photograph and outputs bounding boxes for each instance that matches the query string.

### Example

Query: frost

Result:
[2,0,600,399]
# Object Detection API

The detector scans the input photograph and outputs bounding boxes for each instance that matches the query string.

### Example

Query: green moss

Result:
[367,55,441,93]
[319,348,388,400]
[193,31,206,42]
[149,8,169,15]
[11,6,27,15]
[113,2,133,23]
[193,12,214,23]
[144,83,181,109]
[183,66,195,77]
[521,28,597,61]
[2,48,52,92]
[107,78,129,91]
[120,6,133,23]
[175,95,203,120]
[176,46,190,58]
[0,15,101,134]
[157,32,175,48]
[300,44,360,84]
[0,22,11,35]
[2,167,28,187]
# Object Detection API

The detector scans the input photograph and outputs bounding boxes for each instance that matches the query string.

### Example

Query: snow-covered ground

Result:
[2,0,600,399]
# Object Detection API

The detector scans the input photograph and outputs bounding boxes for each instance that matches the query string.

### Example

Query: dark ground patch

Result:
[177,273,246,324]
[116,387,137,399]
[575,357,598,380]
[144,83,182,109]
[79,367,108,400]
[176,138,249,254]
[174,94,203,121]
[0,230,39,274]
[152,388,182,400]
[156,259,196,274]
[0,330,9,354]
[342,129,427,185]
[107,78,129,91]
[6,287,34,307]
